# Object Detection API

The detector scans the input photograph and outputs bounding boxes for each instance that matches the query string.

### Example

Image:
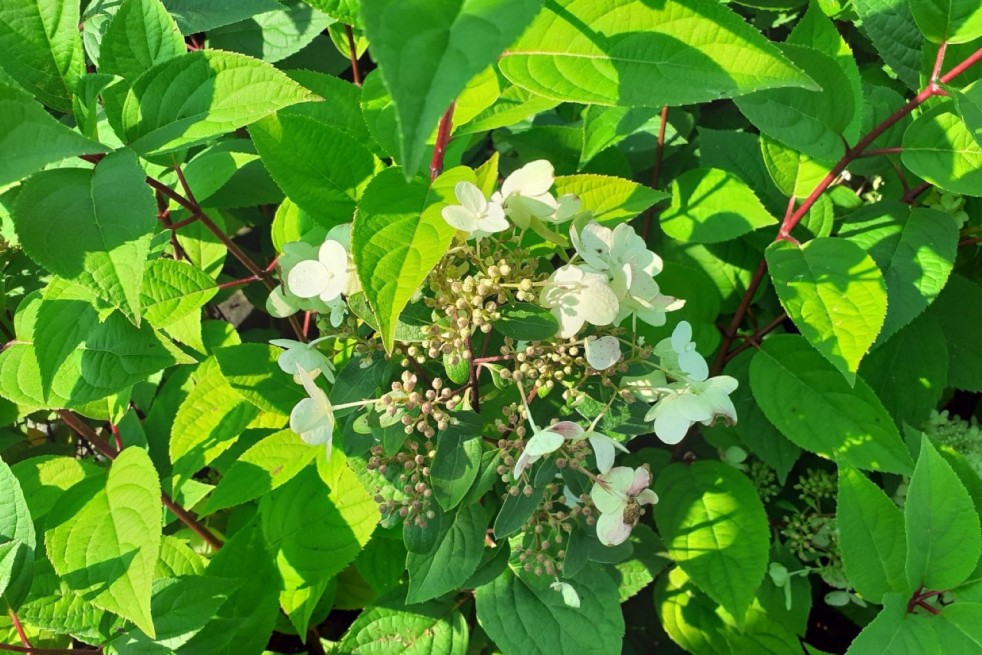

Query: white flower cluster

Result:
[267,224,360,327]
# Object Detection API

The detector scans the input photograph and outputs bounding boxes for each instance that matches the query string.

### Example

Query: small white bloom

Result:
[289,365,335,457]
[495,160,560,229]
[655,321,709,382]
[441,181,508,239]
[271,337,335,384]
[550,580,581,608]
[644,376,739,445]
[585,335,621,371]
[287,238,349,302]
[583,430,629,475]
[539,265,619,339]
[590,466,658,546]
[513,421,584,479]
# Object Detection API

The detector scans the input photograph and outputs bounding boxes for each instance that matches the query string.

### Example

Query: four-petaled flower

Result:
[644,376,739,445]
[590,466,658,546]
[539,264,619,338]
[441,181,509,239]
[270,337,335,384]
[290,365,336,457]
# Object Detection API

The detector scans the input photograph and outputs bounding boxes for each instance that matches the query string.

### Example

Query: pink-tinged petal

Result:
[637,489,658,506]
[546,421,584,440]
[596,511,633,546]
[626,466,651,496]
[512,449,535,479]
[588,433,616,475]
[602,467,637,494]
[590,480,626,515]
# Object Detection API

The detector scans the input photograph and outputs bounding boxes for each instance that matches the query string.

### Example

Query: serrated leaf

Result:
[141,258,217,329]
[499,0,814,109]
[554,174,667,223]
[902,100,982,197]
[837,466,908,603]
[454,85,558,136]
[909,0,982,43]
[929,274,982,391]
[13,149,156,323]
[766,237,888,383]
[493,484,544,540]
[11,455,101,528]
[352,167,457,352]
[749,335,914,474]
[906,438,982,590]
[0,457,34,609]
[214,343,304,416]
[952,80,982,147]
[854,0,923,89]
[100,0,185,82]
[760,134,834,200]
[203,429,317,514]
[430,412,483,511]
[580,106,665,166]
[476,565,623,655]
[846,594,982,654]
[661,168,777,243]
[360,0,546,176]
[407,503,487,604]
[119,49,316,156]
[45,447,162,637]
[161,0,284,33]
[0,0,85,110]
[209,0,335,64]
[301,0,361,26]
[0,83,105,188]
[15,558,110,640]
[654,461,769,625]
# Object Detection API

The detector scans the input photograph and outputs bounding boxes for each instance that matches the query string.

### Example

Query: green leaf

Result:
[209,0,336,63]
[141,258,217,329]
[499,0,814,108]
[580,106,664,166]
[837,466,908,603]
[203,429,317,514]
[301,0,361,26]
[476,565,624,655]
[352,167,456,352]
[766,237,888,383]
[846,594,982,654]
[340,586,469,655]
[906,438,982,590]
[735,44,856,161]
[909,0,982,42]
[493,484,544,540]
[161,0,284,33]
[0,0,84,111]
[13,150,157,323]
[0,457,34,609]
[0,83,105,188]
[45,447,161,637]
[952,80,982,147]
[839,202,958,344]
[215,343,304,416]
[430,412,484,511]
[654,461,769,625]
[902,100,982,196]
[119,49,316,156]
[929,274,982,391]
[407,503,487,604]
[494,303,559,342]
[660,167,777,243]
[100,0,185,82]
[554,174,667,223]
[853,0,923,89]
[251,109,381,226]
[749,335,914,474]
[760,134,834,200]
[360,0,546,176]
[454,85,558,136]
[10,456,101,528]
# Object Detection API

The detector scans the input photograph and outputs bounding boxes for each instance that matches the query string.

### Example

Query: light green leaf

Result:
[407,503,487,604]
[340,587,469,655]
[10,456,101,528]
[100,0,185,82]
[499,0,814,109]
[430,412,484,511]
[654,461,769,625]
[300,0,361,26]
[0,83,105,188]
[0,0,85,111]
[766,237,888,383]
[909,0,982,42]
[0,457,34,609]
[846,594,982,654]
[660,168,777,243]
[161,0,284,33]
[156,536,206,578]
[74,73,118,141]
[929,274,982,391]
[251,110,381,225]
[13,149,156,323]
[760,134,834,200]
[837,466,908,603]
[454,85,558,136]
[360,0,547,176]
[214,343,304,417]
[749,335,914,474]
[476,565,623,655]
[352,167,457,352]
[952,80,982,147]
[45,447,162,637]
[15,558,110,640]
[906,438,982,590]
[119,49,316,156]
[209,0,335,63]
[554,174,667,223]
[203,429,318,514]
[853,0,923,89]
[839,202,957,345]
[902,100,982,196]
[141,258,218,329]
[735,44,855,161]
[580,106,664,166]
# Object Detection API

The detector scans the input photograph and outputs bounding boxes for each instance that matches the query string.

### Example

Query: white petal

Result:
[587,433,618,474]
[317,270,347,303]
[601,466,637,495]
[513,449,534,479]
[596,511,632,547]
[585,335,621,371]
[442,205,478,233]
[636,489,658,506]
[552,194,581,222]
[679,349,709,382]
[554,307,586,339]
[546,421,584,440]
[502,160,554,197]
[590,481,626,515]
[287,260,330,299]
[525,429,565,457]
[455,181,487,214]
[559,582,581,608]
[626,466,651,496]
[475,201,509,234]
[574,222,614,270]
[671,321,693,353]
[266,287,300,318]
[325,223,352,249]
[577,275,620,326]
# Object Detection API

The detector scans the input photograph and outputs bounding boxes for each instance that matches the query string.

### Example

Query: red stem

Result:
[0,645,100,654]
[642,106,670,241]
[345,25,361,86]
[857,146,904,158]
[8,609,32,651]
[430,103,456,181]
[931,42,948,82]
[903,182,933,204]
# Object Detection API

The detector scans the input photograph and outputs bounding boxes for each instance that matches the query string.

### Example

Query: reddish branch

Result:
[0,644,101,654]
[430,103,456,181]
[642,106,670,241]
[8,610,32,652]
[56,410,224,551]
[345,25,361,86]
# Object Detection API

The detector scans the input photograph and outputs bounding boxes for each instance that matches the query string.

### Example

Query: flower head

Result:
[539,264,619,338]
[590,466,658,546]
[513,421,584,479]
[495,160,560,229]
[271,227,360,318]
[644,376,738,444]
[290,365,335,457]
[271,337,335,384]
[441,181,508,239]
[287,238,349,303]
